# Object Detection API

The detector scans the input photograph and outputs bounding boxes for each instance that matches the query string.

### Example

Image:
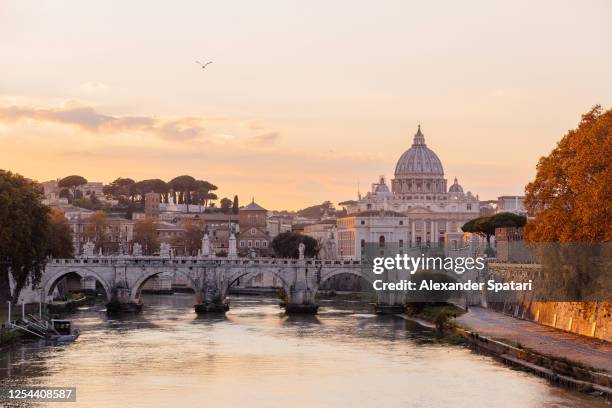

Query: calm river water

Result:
[0,294,607,408]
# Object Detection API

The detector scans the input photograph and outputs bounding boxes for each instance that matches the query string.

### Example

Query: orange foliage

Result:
[525,106,611,243]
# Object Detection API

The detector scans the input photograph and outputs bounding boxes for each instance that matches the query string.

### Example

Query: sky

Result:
[1,0,610,210]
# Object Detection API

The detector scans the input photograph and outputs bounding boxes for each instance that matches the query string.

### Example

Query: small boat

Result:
[9,316,80,343]
[46,319,80,343]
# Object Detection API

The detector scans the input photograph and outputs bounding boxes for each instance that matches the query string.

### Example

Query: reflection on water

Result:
[0,294,607,408]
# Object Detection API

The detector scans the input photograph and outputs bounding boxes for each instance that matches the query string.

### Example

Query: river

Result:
[0,294,607,407]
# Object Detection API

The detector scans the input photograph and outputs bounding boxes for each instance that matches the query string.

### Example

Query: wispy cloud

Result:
[0,104,208,141]
[79,81,108,92]
[252,132,281,145]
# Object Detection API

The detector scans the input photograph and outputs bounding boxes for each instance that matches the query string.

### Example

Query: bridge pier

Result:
[106,286,143,314]
[284,287,319,314]
[194,272,229,314]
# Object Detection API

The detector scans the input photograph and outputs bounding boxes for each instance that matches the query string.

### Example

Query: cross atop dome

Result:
[413,124,426,146]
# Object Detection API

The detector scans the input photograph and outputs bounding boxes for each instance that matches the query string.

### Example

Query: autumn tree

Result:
[525,105,611,243]
[133,217,160,255]
[48,208,74,258]
[0,171,51,303]
[84,211,109,253]
[172,219,203,256]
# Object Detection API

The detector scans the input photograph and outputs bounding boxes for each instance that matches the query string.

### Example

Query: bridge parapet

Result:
[48,256,364,268]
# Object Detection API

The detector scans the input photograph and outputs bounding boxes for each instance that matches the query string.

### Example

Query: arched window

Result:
[379,235,385,248]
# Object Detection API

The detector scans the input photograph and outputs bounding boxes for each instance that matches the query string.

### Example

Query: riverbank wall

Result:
[487,263,612,342]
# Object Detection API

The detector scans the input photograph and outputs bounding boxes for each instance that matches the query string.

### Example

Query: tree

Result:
[462,212,526,246]
[232,195,239,214]
[0,170,51,303]
[172,219,203,256]
[297,201,335,219]
[103,177,135,202]
[271,232,320,258]
[220,198,232,214]
[168,175,196,209]
[133,217,160,255]
[525,105,612,243]
[84,211,109,253]
[191,180,218,209]
[58,175,88,203]
[48,208,74,258]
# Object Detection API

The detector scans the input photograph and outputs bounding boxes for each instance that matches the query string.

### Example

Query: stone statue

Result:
[201,233,211,257]
[160,242,171,257]
[132,242,143,257]
[82,240,95,257]
[298,242,305,260]
[228,233,237,259]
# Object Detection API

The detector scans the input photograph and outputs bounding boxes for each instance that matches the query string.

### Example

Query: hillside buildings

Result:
[238,199,271,256]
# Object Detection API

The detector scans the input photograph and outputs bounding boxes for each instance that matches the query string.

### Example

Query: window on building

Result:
[262,241,268,248]
[379,235,385,248]
[251,228,256,235]
[360,220,365,225]
[360,239,365,248]
[399,220,403,225]
[467,204,472,210]
[399,239,403,247]
[255,240,260,247]
[248,240,252,247]
[240,240,245,247]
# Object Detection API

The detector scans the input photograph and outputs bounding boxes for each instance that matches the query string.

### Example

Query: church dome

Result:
[394,125,444,177]
[448,177,464,193]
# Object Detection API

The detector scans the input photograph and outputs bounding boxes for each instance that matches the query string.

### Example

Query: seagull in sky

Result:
[195,60,213,69]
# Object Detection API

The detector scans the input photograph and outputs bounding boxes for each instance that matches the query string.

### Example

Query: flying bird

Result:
[195,60,213,69]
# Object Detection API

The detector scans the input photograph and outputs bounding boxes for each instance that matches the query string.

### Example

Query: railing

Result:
[48,256,363,267]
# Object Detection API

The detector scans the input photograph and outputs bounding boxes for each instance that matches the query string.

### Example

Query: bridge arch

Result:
[130,267,200,301]
[314,267,377,297]
[225,267,292,295]
[42,267,112,300]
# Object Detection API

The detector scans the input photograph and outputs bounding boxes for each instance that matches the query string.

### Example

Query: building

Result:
[337,211,409,259]
[497,196,526,215]
[303,220,337,259]
[266,216,292,238]
[238,199,271,256]
[64,211,134,255]
[41,179,117,206]
[340,125,481,257]
[144,192,161,216]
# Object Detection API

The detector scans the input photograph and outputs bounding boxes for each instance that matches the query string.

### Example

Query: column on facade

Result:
[432,220,437,244]
[411,220,416,247]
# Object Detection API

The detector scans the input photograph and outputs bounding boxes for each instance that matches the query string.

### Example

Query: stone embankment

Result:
[398,306,612,399]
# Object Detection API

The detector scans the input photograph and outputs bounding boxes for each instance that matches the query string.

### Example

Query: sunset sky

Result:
[1,1,610,210]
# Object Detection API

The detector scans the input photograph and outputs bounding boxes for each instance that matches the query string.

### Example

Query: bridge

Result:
[41,254,407,314]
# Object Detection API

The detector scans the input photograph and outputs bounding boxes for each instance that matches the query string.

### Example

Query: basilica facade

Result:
[339,126,480,258]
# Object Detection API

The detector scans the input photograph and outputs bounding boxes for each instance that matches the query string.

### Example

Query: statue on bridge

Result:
[82,240,95,257]
[132,242,143,257]
[201,233,211,258]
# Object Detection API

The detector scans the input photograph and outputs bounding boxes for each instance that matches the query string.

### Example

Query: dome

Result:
[448,177,464,193]
[394,125,444,177]
[372,175,391,194]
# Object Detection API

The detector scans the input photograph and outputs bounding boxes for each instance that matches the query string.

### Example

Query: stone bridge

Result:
[41,255,408,314]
